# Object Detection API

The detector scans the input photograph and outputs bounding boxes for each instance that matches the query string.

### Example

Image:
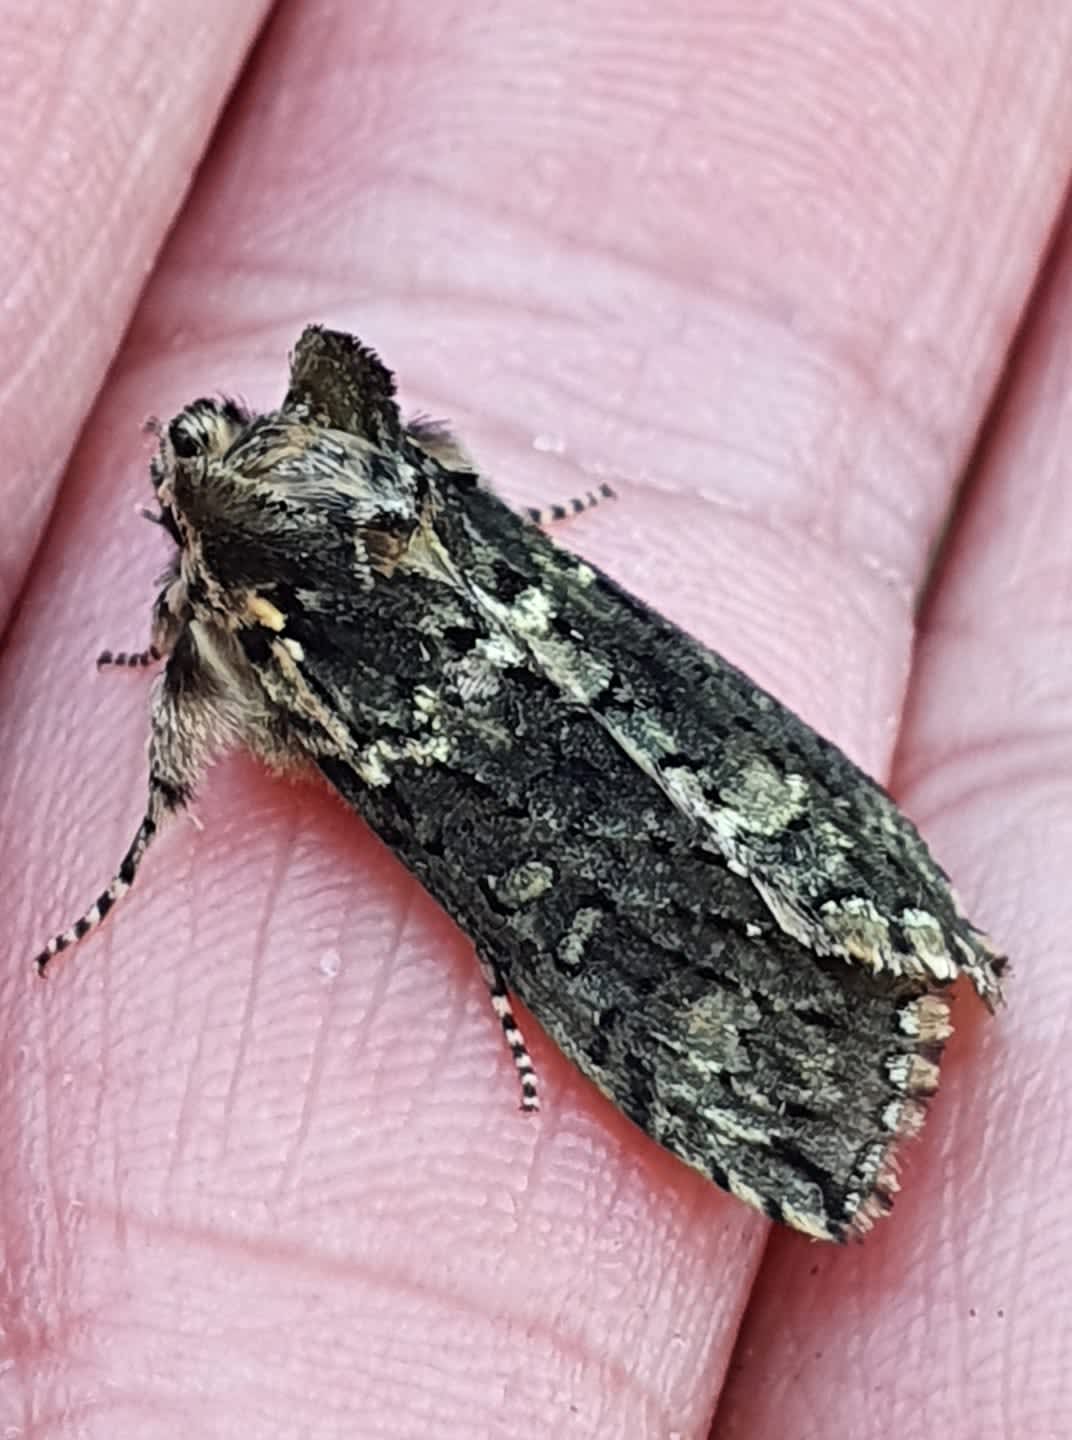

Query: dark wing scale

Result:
[256,549,945,1239]
[431,482,1005,1006]
[244,326,979,1234]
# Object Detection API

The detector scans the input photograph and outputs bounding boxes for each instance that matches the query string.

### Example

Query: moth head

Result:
[149,397,251,532]
[141,396,252,650]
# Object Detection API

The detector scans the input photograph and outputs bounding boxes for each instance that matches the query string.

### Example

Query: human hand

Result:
[3,3,1070,1436]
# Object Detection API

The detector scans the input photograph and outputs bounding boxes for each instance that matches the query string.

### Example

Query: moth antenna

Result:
[479,955,540,1112]
[97,645,161,670]
[525,482,616,527]
[35,809,161,976]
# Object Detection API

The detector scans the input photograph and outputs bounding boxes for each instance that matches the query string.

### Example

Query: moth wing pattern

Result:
[308,678,954,1241]
[281,329,1004,1009]
[441,488,1004,1009]
[229,327,1001,1237]
[33,325,1006,1241]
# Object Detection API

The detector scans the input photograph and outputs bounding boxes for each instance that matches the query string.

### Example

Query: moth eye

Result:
[166,397,248,463]
[168,418,203,461]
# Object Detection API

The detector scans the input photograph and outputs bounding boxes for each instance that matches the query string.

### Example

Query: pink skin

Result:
[0,0,273,621]
[2,1,1071,1435]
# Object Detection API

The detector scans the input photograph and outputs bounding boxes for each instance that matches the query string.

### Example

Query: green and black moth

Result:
[35,326,1006,1241]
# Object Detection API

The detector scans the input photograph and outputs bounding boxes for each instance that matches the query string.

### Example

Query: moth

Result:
[35,326,1005,1241]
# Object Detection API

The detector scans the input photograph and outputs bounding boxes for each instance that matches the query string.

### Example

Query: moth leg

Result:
[477,955,540,1112]
[35,645,208,975]
[97,645,161,670]
[525,482,616,527]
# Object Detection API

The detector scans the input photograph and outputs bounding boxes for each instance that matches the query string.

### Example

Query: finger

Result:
[716,205,1072,1440]
[5,3,1072,1438]
[0,0,272,625]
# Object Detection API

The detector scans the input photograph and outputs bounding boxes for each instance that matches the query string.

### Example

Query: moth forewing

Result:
[33,325,1006,1240]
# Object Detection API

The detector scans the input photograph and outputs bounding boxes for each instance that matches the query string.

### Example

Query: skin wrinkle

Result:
[902,730,1072,826]
[151,822,213,1197]
[217,814,294,1159]
[34,998,70,1320]
[90,1201,671,1426]
[374,885,452,1123]
[566,291,952,586]
[266,838,423,1208]
[163,986,216,1198]
[271,951,339,1209]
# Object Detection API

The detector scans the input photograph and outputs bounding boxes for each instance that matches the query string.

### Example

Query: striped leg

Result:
[97,645,161,670]
[34,811,161,974]
[35,658,204,975]
[478,954,540,1112]
[524,482,616,526]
